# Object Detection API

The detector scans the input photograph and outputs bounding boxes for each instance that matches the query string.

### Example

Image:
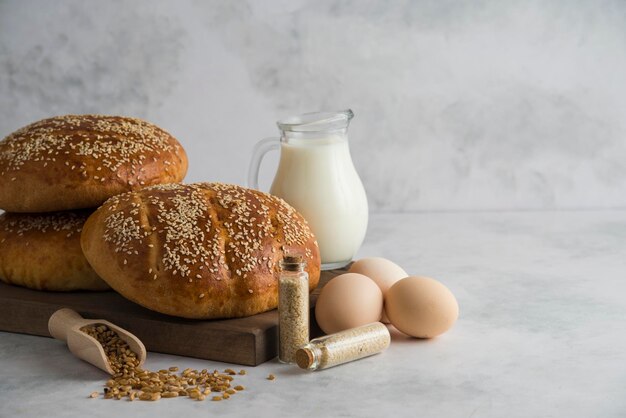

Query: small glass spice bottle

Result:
[278,255,309,363]
[295,322,390,371]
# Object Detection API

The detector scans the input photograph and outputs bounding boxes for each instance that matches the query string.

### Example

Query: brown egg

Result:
[386,276,458,338]
[315,273,383,334]
[349,257,408,323]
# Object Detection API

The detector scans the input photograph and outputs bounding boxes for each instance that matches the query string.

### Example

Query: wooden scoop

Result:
[48,308,146,375]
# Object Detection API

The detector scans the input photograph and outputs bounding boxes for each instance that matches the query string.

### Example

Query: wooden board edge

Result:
[0,295,261,366]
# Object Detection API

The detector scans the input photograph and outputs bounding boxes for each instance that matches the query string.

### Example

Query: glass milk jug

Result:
[248,110,368,270]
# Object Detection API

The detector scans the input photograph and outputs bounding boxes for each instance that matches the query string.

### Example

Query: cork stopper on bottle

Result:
[281,254,305,272]
[295,347,315,369]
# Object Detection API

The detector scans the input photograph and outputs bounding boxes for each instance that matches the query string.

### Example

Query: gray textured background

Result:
[1,0,625,212]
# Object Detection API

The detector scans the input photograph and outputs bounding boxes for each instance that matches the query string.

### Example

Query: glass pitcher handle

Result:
[247,137,280,190]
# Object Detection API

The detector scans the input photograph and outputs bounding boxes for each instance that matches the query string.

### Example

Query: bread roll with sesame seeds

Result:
[0,115,188,212]
[0,210,109,291]
[80,182,321,319]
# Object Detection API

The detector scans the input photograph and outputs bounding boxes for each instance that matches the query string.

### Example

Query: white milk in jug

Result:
[269,134,368,267]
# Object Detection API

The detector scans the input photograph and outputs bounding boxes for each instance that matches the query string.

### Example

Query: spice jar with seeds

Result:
[278,255,309,363]
[295,322,390,371]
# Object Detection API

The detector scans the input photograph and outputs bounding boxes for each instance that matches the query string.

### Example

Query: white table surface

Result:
[1,211,625,418]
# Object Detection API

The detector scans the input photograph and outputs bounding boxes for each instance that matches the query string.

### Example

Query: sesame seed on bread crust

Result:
[0,210,109,291]
[0,115,188,212]
[80,182,321,319]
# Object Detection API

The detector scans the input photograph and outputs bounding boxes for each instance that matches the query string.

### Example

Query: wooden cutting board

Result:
[0,266,347,366]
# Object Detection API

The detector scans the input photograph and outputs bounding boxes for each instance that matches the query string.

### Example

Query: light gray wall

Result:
[1,0,625,212]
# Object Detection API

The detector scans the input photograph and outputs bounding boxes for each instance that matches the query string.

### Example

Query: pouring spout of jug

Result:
[277,109,354,135]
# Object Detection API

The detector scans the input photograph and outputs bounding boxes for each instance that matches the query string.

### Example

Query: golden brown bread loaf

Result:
[81,183,321,319]
[0,115,188,212]
[0,210,109,291]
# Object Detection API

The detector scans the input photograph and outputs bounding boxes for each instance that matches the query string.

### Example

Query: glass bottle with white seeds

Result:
[278,255,309,364]
[295,322,390,371]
